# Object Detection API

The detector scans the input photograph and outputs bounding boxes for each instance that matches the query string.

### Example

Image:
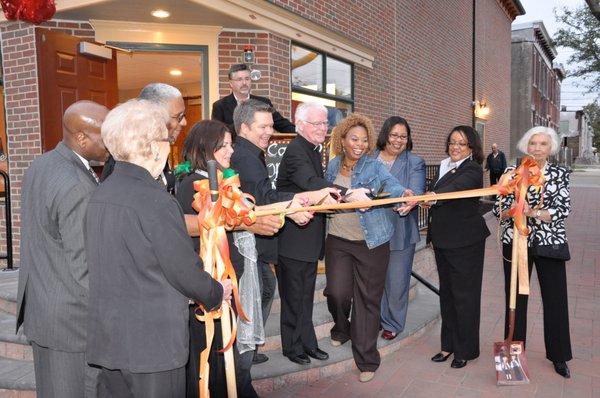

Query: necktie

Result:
[88,167,100,184]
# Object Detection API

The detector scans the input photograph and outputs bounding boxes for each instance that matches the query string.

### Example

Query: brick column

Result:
[217,30,291,119]
[0,20,95,266]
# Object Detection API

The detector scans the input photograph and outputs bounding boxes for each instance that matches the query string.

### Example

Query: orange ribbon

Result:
[192,172,254,398]
[494,156,545,296]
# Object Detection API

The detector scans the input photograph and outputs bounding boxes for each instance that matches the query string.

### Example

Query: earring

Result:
[154,152,160,161]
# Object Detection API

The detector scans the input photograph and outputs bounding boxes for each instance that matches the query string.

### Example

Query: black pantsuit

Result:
[324,235,390,372]
[434,241,485,360]
[428,159,490,362]
[276,256,318,357]
[502,244,572,362]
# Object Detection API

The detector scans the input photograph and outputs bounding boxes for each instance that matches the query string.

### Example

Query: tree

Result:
[583,102,600,150]
[554,5,600,92]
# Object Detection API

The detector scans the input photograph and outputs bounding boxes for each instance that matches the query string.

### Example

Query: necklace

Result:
[341,161,355,172]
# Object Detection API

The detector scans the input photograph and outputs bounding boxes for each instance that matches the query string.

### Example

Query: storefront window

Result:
[291,44,353,129]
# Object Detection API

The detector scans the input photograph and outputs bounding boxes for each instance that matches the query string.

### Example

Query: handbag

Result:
[532,242,570,261]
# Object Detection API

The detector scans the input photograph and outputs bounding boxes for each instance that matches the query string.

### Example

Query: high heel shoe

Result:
[431,351,453,362]
[553,361,570,378]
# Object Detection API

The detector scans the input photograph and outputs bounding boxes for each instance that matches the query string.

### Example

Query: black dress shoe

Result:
[431,352,453,362]
[450,359,467,368]
[305,348,329,360]
[252,352,269,364]
[553,361,571,378]
[288,353,311,365]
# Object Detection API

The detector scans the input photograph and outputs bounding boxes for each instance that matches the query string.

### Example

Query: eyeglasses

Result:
[447,142,469,148]
[304,120,329,128]
[171,112,186,123]
[156,136,175,144]
[389,133,408,141]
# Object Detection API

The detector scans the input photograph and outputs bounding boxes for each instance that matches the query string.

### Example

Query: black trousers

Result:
[490,171,503,185]
[276,256,319,358]
[98,366,185,398]
[324,235,390,372]
[434,240,485,360]
[502,244,572,362]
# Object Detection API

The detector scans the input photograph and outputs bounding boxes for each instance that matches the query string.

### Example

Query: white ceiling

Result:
[54,0,256,28]
[117,51,202,91]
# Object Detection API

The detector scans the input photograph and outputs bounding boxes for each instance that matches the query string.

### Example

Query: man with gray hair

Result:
[101,82,187,193]
[276,102,338,365]
[231,99,337,365]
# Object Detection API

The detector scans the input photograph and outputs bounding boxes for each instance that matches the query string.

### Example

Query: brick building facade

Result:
[510,20,565,162]
[0,0,523,264]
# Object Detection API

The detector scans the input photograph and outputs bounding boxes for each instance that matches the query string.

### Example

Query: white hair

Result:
[295,102,327,123]
[138,83,182,105]
[102,99,169,162]
[516,126,560,156]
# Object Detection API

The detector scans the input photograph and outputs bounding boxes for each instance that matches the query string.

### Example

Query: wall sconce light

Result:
[242,45,262,81]
[473,100,490,119]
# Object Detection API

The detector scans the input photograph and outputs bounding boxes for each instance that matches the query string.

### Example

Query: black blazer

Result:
[101,155,175,194]
[427,159,490,249]
[276,135,332,262]
[211,93,296,136]
[231,137,294,264]
[85,162,223,373]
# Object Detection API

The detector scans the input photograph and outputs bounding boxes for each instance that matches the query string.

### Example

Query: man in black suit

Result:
[230,99,334,365]
[276,102,339,365]
[212,63,295,137]
[101,83,187,194]
[484,143,507,185]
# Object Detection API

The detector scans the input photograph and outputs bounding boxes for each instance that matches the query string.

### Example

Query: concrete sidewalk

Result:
[266,172,600,398]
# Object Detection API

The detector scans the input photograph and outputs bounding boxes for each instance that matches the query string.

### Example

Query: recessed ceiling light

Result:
[169,69,182,76]
[151,9,170,18]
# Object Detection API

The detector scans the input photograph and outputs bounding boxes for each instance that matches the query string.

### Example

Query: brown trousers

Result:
[324,235,390,372]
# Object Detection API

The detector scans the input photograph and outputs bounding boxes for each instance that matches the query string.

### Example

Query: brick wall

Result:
[0,20,94,266]
[270,0,514,165]
[217,31,292,119]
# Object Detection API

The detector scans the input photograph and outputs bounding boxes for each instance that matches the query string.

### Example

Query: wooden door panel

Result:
[36,29,118,152]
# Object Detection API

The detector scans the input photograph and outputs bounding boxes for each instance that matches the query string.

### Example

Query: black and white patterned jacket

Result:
[493,163,571,246]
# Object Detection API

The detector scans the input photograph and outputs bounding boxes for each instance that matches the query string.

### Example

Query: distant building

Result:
[510,21,565,162]
[560,109,597,164]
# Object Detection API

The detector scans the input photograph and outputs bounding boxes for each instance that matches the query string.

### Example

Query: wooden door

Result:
[36,29,118,152]
[169,97,202,167]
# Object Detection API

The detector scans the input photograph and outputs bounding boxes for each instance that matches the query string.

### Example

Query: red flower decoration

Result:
[1,0,56,25]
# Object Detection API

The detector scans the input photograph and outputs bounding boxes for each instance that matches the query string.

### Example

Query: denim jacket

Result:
[325,154,406,249]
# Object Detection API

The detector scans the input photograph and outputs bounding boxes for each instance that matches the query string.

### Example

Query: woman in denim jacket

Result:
[324,113,411,383]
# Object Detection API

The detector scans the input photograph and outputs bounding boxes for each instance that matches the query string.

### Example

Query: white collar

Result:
[73,151,91,170]
[234,93,250,103]
[437,156,470,182]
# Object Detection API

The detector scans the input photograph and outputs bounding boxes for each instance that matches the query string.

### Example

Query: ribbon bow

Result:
[192,169,254,397]
[494,156,545,296]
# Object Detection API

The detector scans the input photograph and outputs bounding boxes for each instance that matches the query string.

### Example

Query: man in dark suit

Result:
[230,99,333,365]
[17,101,110,397]
[212,63,295,137]
[484,143,507,185]
[101,83,187,194]
[276,102,338,365]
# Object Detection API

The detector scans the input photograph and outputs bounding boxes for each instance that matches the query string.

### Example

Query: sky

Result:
[513,0,599,111]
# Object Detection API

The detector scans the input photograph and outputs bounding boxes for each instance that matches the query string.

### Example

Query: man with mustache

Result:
[211,63,295,137]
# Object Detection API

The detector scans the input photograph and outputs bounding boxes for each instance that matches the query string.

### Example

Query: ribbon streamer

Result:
[193,170,255,398]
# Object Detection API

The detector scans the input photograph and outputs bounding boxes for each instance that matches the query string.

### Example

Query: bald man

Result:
[17,100,110,398]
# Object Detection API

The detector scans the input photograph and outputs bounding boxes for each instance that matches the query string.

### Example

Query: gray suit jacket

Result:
[375,150,426,251]
[17,142,98,352]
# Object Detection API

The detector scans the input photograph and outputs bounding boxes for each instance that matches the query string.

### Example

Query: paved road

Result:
[266,170,600,398]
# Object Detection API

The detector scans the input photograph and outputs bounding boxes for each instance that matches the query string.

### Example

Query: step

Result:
[251,283,440,395]
[262,277,418,352]
[269,273,327,314]
[0,313,30,361]
[0,357,35,393]
[0,272,17,316]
